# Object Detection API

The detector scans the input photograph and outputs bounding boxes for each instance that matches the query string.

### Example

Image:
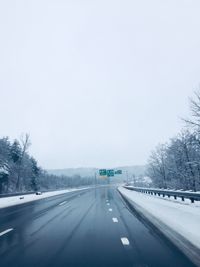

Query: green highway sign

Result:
[99,169,107,176]
[115,170,122,175]
[99,169,118,177]
[107,169,115,177]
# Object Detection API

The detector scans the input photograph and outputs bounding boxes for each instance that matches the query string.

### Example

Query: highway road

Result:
[0,186,197,267]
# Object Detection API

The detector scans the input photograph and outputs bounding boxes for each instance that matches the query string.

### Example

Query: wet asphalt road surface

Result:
[0,186,197,267]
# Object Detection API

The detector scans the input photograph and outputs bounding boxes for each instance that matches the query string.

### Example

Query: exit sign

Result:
[115,170,122,175]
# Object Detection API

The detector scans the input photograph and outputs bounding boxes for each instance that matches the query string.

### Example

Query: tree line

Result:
[147,91,200,191]
[0,134,95,194]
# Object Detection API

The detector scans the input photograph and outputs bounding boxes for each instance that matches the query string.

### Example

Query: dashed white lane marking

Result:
[59,201,67,206]
[0,228,14,237]
[107,203,110,206]
[109,208,113,212]
[121,237,130,246]
[112,217,118,223]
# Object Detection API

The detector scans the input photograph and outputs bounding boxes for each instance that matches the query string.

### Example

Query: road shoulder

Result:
[118,186,200,267]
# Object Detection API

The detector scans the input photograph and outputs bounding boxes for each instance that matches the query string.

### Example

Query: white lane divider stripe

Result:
[0,228,14,237]
[59,201,67,206]
[121,237,130,246]
[109,208,113,212]
[107,203,110,206]
[112,217,118,223]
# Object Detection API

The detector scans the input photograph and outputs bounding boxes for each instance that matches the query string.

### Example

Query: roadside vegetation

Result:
[0,134,94,194]
[148,91,200,191]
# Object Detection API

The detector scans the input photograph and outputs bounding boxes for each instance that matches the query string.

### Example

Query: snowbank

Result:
[0,187,90,209]
[118,186,200,266]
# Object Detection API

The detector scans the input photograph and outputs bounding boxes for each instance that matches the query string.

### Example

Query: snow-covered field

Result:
[0,187,90,209]
[118,186,200,266]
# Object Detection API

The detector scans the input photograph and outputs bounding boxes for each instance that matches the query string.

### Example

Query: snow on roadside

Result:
[118,186,200,250]
[0,187,90,209]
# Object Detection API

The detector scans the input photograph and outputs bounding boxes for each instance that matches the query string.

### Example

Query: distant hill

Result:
[47,167,97,177]
[47,165,147,178]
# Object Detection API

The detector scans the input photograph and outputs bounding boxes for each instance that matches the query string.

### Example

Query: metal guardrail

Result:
[0,191,35,198]
[124,186,200,203]
[0,189,68,198]
[0,186,92,199]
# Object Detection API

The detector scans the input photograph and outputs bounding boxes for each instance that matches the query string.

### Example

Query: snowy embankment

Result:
[0,187,90,209]
[118,186,200,267]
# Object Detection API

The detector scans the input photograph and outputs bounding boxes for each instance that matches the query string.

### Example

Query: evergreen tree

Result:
[10,140,22,163]
[30,158,40,191]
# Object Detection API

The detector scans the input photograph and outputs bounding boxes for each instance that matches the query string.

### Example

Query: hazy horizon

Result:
[1,1,200,169]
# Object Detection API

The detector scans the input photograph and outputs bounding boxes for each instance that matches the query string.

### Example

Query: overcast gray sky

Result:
[0,0,200,169]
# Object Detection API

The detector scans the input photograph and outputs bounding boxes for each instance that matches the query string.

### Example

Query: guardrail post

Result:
[190,198,194,203]
[174,195,177,200]
[181,196,184,201]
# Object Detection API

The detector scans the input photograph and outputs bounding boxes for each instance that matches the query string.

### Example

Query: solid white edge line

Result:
[112,217,118,223]
[121,237,130,246]
[0,228,14,237]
